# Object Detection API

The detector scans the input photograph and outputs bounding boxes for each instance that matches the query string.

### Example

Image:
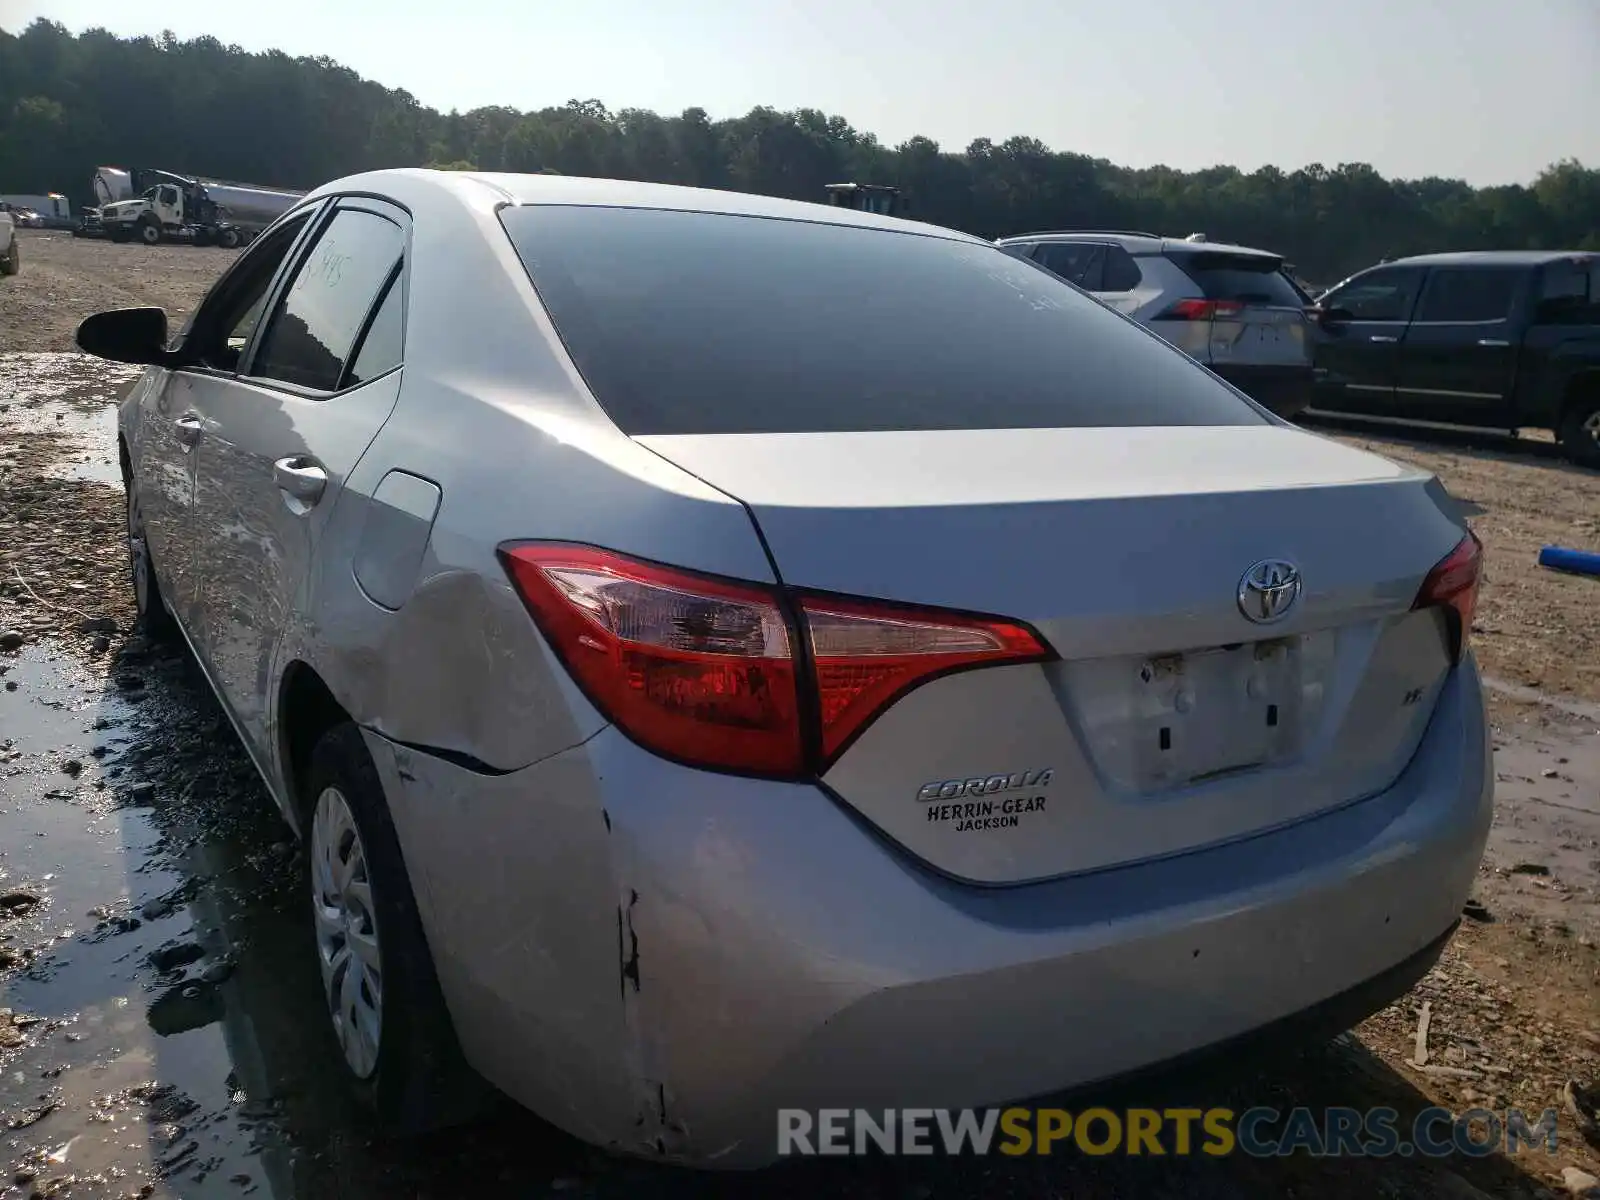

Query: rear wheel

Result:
[126,483,177,642]
[305,723,484,1132]
[218,227,241,249]
[1559,392,1600,469]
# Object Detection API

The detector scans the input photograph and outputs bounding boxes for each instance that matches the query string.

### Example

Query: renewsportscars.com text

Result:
[777,1106,1562,1158]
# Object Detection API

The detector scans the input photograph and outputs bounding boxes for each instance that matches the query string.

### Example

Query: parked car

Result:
[1309,250,1600,467]
[0,204,19,276]
[995,230,1315,417]
[77,171,1490,1167]
[13,208,44,229]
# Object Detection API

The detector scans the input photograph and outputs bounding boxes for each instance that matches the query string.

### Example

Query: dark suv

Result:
[1310,250,1600,466]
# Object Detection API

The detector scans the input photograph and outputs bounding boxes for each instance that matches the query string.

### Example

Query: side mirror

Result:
[75,307,172,366]
[1313,305,1353,325]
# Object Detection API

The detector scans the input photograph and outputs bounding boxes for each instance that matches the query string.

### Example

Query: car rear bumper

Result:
[1212,363,1315,419]
[369,653,1491,1168]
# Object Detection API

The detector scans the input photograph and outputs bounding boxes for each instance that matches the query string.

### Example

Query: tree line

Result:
[2,18,1596,283]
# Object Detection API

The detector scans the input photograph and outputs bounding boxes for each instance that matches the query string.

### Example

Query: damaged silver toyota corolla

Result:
[76,169,1492,1167]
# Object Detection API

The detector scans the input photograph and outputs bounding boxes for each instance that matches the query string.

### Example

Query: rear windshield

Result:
[499,206,1267,435]
[1166,251,1306,308]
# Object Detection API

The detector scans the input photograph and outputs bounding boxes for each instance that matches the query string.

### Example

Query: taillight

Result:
[1411,530,1483,662]
[1161,298,1244,320]
[799,595,1051,762]
[499,545,803,775]
[499,544,1053,777]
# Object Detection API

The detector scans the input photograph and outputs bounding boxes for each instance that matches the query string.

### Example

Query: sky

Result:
[3,0,1597,186]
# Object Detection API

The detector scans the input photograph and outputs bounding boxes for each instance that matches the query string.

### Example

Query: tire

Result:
[218,227,241,249]
[109,227,130,244]
[126,482,178,642]
[1558,393,1600,469]
[304,723,485,1132]
[138,219,162,246]
[0,237,17,276]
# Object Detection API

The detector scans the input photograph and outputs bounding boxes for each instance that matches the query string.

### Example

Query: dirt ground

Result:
[2,229,1598,1200]
[0,230,239,354]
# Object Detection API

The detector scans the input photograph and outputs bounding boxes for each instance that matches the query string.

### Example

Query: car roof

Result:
[1374,249,1597,269]
[996,230,1282,259]
[308,168,985,244]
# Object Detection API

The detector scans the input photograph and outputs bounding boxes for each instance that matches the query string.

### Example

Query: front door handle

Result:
[273,456,328,510]
[173,414,204,448]
[1477,338,1510,347]
[1368,334,1398,343]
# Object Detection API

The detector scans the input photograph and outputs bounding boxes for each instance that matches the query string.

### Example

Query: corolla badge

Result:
[1237,559,1302,624]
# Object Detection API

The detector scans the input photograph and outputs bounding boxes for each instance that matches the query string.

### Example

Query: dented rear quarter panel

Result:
[264,171,775,785]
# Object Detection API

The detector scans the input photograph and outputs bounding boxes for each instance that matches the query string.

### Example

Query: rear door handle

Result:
[273,456,328,510]
[1477,338,1510,347]
[173,414,204,448]
[1368,334,1398,343]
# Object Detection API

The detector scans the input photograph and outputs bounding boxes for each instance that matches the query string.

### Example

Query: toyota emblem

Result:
[1237,559,1302,624]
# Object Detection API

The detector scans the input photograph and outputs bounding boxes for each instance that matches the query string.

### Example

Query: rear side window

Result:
[1100,245,1142,291]
[1031,242,1101,285]
[500,206,1267,435]
[1414,268,1519,323]
[345,267,405,386]
[253,208,405,392]
[1324,266,1424,322]
[1166,251,1304,308]
[1534,260,1599,325]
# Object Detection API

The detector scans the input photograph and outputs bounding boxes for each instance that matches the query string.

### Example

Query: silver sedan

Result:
[76,169,1492,1167]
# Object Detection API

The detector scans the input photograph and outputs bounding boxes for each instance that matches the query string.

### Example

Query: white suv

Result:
[997,231,1313,418]
[0,204,18,277]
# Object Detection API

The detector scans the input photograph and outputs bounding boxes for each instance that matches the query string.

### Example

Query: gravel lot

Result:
[2,229,1597,1199]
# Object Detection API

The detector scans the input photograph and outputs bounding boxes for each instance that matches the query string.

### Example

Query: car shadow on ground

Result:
[0,631,1566,1199]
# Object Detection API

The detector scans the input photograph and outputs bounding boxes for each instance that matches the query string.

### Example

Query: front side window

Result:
[500,206,1268,435]
[1324,267,1424,322]
[1414,267,1519,323]
[252,208,405,392]
[186,212,313,373]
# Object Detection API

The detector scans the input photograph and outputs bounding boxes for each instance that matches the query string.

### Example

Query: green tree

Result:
[0,17,1594,281]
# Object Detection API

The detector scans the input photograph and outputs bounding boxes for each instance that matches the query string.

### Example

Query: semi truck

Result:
[76,167,304,247]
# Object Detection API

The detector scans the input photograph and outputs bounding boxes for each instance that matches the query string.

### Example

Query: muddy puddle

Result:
[0,641,324,1197]
[0,354,139,487]
[1486,718,1600,931]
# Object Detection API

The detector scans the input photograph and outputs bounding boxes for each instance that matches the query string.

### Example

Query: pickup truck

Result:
[1308,250,1600,467]
[0,204,18,276]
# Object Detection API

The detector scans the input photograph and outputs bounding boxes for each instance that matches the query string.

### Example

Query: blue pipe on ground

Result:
[1538,545,1600,577]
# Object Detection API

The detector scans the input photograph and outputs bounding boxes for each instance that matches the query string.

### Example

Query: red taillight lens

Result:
[500,545,1053,777]
[800,596,1052,762]
[499,545,804,775]
[1163,298,1244,320]
[1411,530,1483,662]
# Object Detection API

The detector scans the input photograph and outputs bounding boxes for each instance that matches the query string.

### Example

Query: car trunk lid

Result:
[637,424,1468,883]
